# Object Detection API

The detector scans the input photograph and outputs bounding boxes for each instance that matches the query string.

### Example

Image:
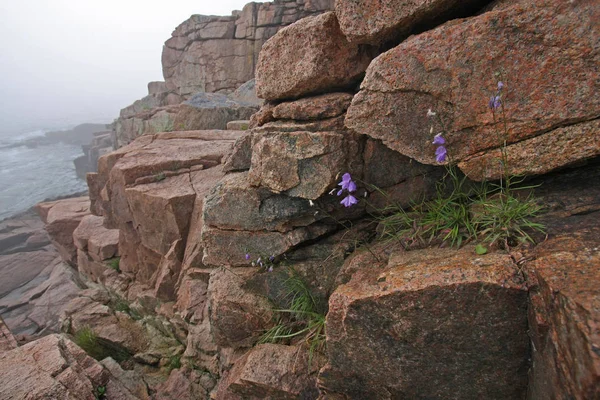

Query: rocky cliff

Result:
[114,0,335,148]
[2,0,599,399]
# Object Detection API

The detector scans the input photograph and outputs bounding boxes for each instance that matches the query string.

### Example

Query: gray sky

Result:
[0,0,250,133]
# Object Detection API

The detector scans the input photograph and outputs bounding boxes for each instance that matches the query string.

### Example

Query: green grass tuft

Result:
[74,326,131,362]
[471,182,545,246]
[376,166,545,250]
[166,354,182,372]
[106,257,120,273]
[109,296,142,320]
[259,271,326,366]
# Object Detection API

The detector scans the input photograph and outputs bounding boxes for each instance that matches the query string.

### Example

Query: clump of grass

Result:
[110,296,142,320]
[106,257,120,273]
[260,271,326,365]
[377,166,477,249]
[166,354,182,372]
[74,326,131,362]
[154,172,166,182]
[377,169,544,251]
[471,181,545,247]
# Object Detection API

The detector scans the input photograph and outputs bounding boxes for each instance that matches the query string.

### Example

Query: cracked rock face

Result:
[91,130,240,297]
[320,246,529,399]
[526,219,600,400]
[216,343,321,399]
[335,0,487,44]
[162,0,334,98]
[0,317,16,353]
[115,94,258,148]
[36,197,91,266]
[0,334,139,399]
[346,0,600,179]
[255,12,376,101]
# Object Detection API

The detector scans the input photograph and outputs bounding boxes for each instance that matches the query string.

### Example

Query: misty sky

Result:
[0,0,250,133]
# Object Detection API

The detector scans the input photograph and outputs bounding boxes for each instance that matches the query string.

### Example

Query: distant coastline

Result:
[0,123,107,221]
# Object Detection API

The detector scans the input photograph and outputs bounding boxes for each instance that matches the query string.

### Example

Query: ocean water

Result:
[0,129,88,221]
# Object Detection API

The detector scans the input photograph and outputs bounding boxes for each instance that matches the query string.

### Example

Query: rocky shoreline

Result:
[1,0,599,399]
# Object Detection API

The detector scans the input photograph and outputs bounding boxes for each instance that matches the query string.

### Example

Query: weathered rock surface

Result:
[223,133,252,172]
[36,196,90,266]
[0,257,84,338]
[256,12,375,101]
[204,172,322,232]
[73,215,119,262]
[320,247,529,399]
[91,131,237,300]
[459,119,600,181]
[60,288,150,356]
[230,79,262,107]
[202,223,335,267]
[0,210,50,254]
[101,357,150,399]
[255,115,347,133]
[0,316,16,353]
[272,92,354,121]
[226,120,250,131]
[346,0,600,178]
[216,344,320,399]
[74,131,114,179]
[248,130,355,199]
[0,334,139,400]
[0,248,58,297]
[335,0,486,44]
[115,93,257,147]
[526,216,600,400]
[95,130,238,227]
[163,0,334,98]
[208,268,274,348]
[126,174,196,256]
[154,368,210,400]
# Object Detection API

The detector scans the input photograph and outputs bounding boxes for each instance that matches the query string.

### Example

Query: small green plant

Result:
[74,326,131,362]
[471,183,545,247]
[154,172,166,182]
[106,257,120,273]
[167,354,182,372]
[94,385,106,400]
[376,166,476,249]
[110,296,142,320]
[260,271,326,365]
[369,78,545,251]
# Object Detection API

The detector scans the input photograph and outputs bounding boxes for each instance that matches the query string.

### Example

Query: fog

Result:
[0,0,251,134]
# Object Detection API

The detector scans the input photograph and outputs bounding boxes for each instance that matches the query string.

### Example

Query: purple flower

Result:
[268,266,273,272]
[340,194,358,208]
[489,95,501,110]
[432,134,446,146]
[337,189,344,196]
[435,146,447,163]
[497,81,504,90]
[245,253,250,260]
[269,255,275,262]
[347,180,357,193]
[338,173,354,191]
